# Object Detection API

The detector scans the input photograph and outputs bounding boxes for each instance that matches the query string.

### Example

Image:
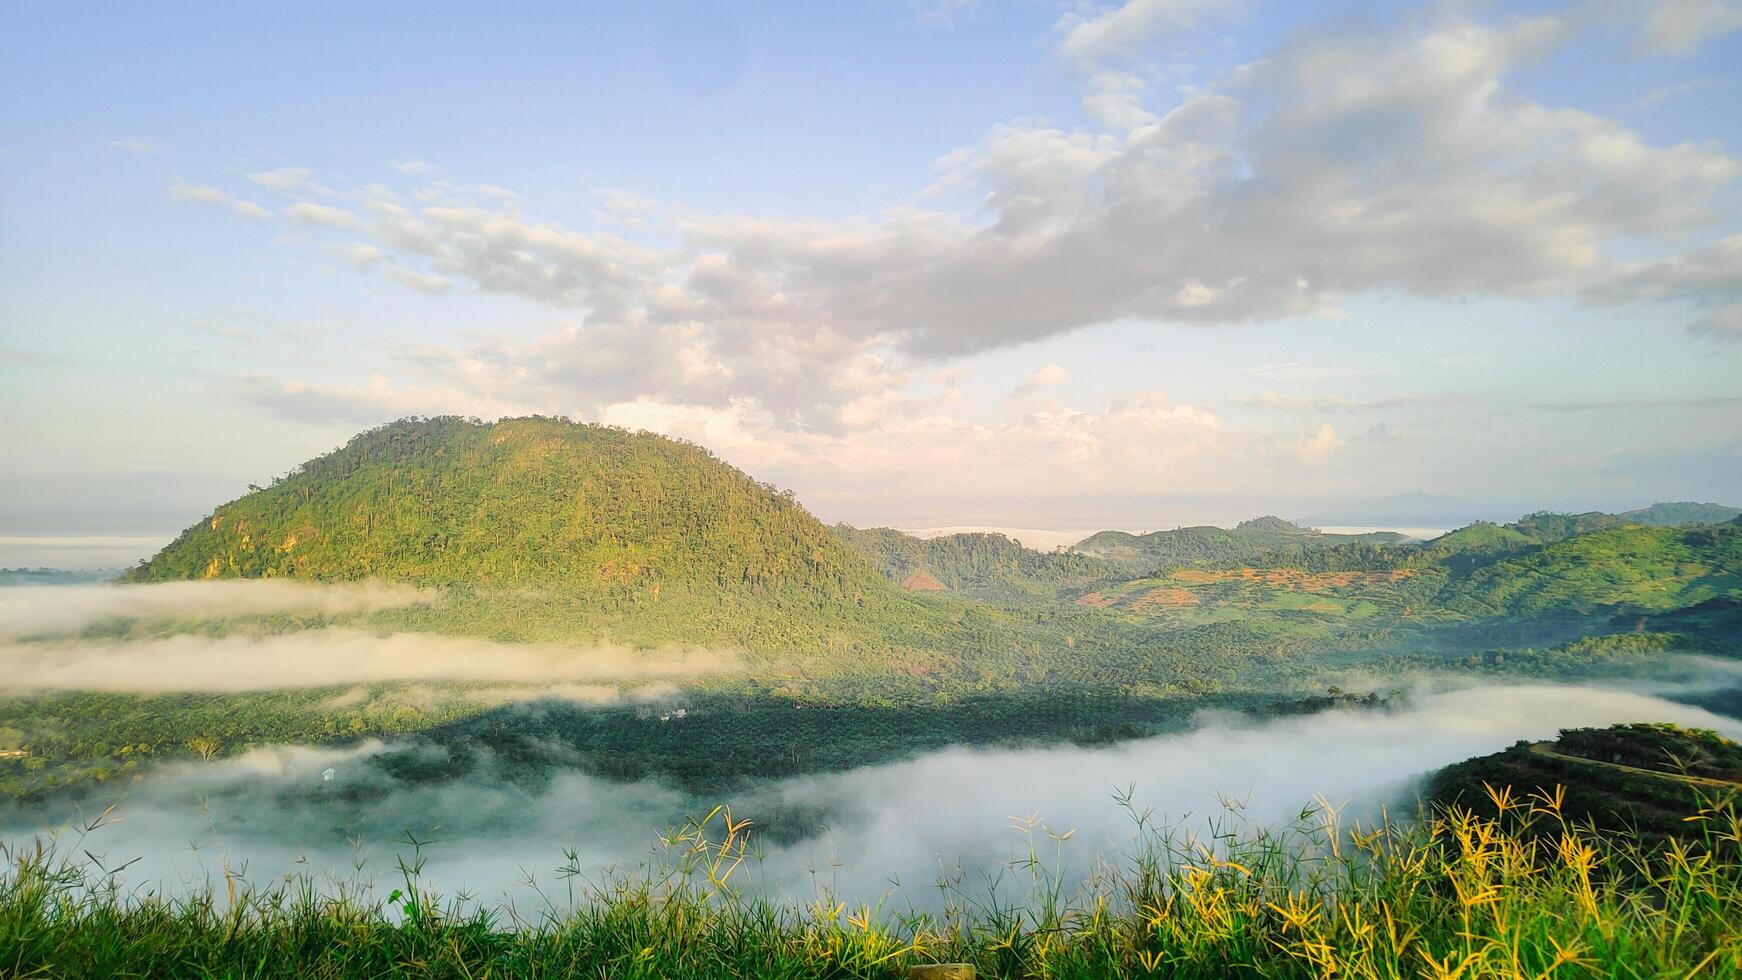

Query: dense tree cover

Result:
[1619,501,1742,526]
[831,525,1113,603]
[0,686,493,802]
[1072,522,1407,575]
[347,686,1396,795]
[1440,523,1742,617]
[130,416,893,601]
[123,416,995,667]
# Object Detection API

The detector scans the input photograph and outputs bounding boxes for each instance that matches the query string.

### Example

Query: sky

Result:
[3,0,1741,546]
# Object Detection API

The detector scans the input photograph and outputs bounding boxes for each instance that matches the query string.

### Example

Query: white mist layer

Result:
[0,580,434,637]
[0,630,737,692]
[0,582,738,691]
[8,680,1739,910]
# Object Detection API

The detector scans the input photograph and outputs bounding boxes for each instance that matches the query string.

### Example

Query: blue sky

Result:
[3,0,1741,545]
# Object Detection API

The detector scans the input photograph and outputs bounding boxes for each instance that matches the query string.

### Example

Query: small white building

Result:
[322,767,336,782]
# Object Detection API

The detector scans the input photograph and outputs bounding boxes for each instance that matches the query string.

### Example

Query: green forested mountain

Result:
[131,416,877,594]
[125,417,965,659]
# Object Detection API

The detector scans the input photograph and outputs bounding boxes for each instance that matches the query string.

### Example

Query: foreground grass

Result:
[3,793,1740,978]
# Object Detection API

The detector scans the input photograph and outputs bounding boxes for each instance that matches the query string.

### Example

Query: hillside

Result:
[1071,519,1407,574]
[833,525,1111,603]
[1440,523,1742,617]
[1423,506,1741,576]
[1427,723,1742,841]
[132,417,881,593]
[126,417,954,657]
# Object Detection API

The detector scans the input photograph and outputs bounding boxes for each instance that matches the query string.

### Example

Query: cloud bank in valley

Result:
[0,580,433,638]
[0,583,738,692]
[10,678,1739,909]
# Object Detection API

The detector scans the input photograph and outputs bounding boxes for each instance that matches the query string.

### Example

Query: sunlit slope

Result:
[1428,723,1742,841]
[1441,524,1742,617]
[1073,517,1406,574]
[832,525,1112,603]
[1072,522,1742,625]
[127,417,955,655]
[134,417,872,589]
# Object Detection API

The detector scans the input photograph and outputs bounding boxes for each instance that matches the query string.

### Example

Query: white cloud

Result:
[1589,234,1742,338]
[392,158,440,175]
[1056,0,1240,66]
[1013,362,1071,398]
[385,263,451,294]
[248,166,327,195]
[340,243,385,271]
[1297,423,1344,464]
[285,201,362,229]
[175,3,1742,486]
[168,180,275,221]
[1630,0,1742,55]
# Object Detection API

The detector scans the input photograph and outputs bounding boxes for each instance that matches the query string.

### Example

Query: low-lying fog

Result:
[0,581,738,691]
[8,679,1740,913]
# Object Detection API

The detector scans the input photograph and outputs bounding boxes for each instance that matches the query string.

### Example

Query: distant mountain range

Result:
[1296,492,1498,528]
[1298,493,1738,530]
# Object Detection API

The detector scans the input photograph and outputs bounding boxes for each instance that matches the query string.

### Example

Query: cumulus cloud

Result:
[1589,234,1742,340]
[168,180,274,221]
[1056,0,1240,66]
[169,2,1742,488]
[286,202,362,229]
[1297,423,1343,464]
[249,166,327,195]
[1628,0,1742,55]
[1013,363,1070,398]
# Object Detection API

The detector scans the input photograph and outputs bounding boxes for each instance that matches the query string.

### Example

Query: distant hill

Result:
[1425,506,1740,577]
[1072,520,1407,575]
[1619,502,1742,526]
[127,417,951,656]
[834,525,1110,603]
[1440,523,1742,617]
